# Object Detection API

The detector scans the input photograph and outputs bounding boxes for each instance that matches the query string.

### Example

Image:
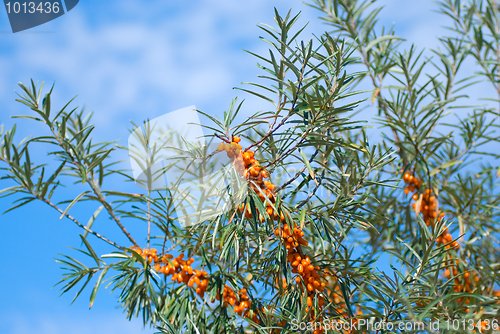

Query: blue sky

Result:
[0,1,491,333]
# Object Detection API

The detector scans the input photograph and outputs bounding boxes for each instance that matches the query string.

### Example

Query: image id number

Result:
[5,2,60,14]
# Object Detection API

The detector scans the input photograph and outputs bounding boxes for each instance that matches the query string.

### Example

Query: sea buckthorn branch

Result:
[0,147,124,250]
[127,244,265,327]
[129,247,210,299]
[233,136,379,330]
[218,135,348,333]
[296,169,326,209]
[244,42,308,153]
[310,0,409,167]
[274,148,320,193]
[47,113,137,246]
[402,170,500,317]
[443,0,500,115]
[13,86,140,247]
[263,126,316,170]
[38,195,125,250]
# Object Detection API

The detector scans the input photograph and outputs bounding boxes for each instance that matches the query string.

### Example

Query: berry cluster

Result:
[414,189,447,228]
[130,246,160,263]
[402,172,422,194]
[215,285,259,323]
[218,136,278,222]
[129,247,209,298]
[443,261,496,332]
[402,171,494,321]
[220,136,327,331]
[276,221,326,332]
[443,258,478,294]
[436,226,458,249]
[403,173,447,231]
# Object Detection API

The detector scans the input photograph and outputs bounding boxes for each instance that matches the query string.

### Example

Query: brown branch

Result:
[37,195,125,250]
[317,4,409,166]
[296,169,326,209]
[0,154,124,249]
[147,192,151,249]
[245,52,309,153]
[274,149,320,193]
[264,128,313,170]
[47,125,138,247]
[86,178,138,247]
[358,44,409,167]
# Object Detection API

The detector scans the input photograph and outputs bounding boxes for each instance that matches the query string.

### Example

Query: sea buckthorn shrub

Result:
[1,0,500,333]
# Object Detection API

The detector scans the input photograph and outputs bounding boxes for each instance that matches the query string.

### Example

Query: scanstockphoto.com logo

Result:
[3,0,79,33]
[128,106,248,228]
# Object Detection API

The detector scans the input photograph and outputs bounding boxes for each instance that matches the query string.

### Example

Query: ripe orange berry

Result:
[233,136,241,143]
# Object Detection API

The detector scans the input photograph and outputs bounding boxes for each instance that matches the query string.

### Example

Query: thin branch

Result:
[37,194,125,250]
[245,51,309,153]
[44,122,138,247]
[274,148,320,193]
[0,155,124,249]
[296,169,326,209]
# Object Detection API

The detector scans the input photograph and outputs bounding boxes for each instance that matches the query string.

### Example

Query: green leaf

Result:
[79,234,101,266]
[82,205,104,239]
[60,191,89,219]
[365,36,405,53]
[299,149,318,185]
[89,267,109,308]
[430,160,463,176]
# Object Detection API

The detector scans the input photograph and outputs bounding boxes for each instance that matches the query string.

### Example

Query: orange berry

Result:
[233,136,241,143]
